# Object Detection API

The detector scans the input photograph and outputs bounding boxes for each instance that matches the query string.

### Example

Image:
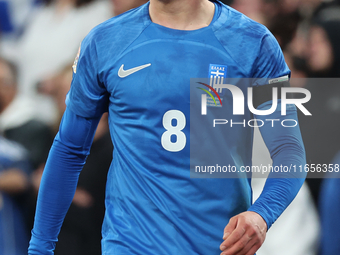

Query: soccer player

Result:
[28,0,307,254]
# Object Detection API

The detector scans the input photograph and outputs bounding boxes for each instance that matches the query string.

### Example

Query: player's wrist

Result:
[28,231,56,254]
[246,208,269,231]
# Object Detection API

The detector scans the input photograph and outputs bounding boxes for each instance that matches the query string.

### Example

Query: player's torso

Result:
[100,23,254,254]
[104,22,254,166]
[97,4,259,254]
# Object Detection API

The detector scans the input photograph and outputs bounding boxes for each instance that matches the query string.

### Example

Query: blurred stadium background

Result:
[0,0,340,254]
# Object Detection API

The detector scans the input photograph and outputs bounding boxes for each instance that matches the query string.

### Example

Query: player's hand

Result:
[220,211,267,255]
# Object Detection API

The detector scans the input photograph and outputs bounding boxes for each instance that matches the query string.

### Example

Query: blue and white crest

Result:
[206,64,228,107]
[209,64,228,94]
[209,64,227,78]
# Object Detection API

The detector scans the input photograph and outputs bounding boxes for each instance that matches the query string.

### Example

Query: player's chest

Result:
[104,42,248,105]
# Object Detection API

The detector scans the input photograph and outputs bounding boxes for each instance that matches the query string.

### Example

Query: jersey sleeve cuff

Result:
[28,231,56,255]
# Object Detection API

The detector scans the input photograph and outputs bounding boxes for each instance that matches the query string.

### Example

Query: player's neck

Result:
[149,0,215,30]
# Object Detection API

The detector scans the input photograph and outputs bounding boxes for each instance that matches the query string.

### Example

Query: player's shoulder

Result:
[217,3,272,42]
[213,2,283,76]
[82,3,150,49]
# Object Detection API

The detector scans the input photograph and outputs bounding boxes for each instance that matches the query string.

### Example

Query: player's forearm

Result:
[28,108,100,254]
[28,138,86,254]
[248,173,305,230]
[249,102,307,229]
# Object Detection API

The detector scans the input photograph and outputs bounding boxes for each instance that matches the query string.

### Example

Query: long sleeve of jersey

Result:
[248,101,307,229]
[28,108,100,254]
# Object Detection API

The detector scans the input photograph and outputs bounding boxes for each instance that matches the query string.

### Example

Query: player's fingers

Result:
[234,236,260,255]
[223,216,238,240]
[244,242,261,255]
[234,225,264,255]
[220,221,246,251]
[220,230,255,255]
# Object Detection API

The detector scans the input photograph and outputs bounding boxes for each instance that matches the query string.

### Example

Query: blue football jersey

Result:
[67,1,290,254]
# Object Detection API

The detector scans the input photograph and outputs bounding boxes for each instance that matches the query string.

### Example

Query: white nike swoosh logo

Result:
[118,63,151,78]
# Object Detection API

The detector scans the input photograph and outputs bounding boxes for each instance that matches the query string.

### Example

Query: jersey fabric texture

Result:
[29,1,306,254]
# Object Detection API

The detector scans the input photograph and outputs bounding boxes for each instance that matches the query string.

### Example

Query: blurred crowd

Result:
[0,0,339,254]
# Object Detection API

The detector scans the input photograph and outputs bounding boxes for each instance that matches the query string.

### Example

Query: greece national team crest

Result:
[72,46,81,74]
[207,64,228,107]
